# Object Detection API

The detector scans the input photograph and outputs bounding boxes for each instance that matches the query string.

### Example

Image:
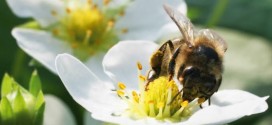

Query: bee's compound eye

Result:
[147,70,157,81]
[183,66,199,78]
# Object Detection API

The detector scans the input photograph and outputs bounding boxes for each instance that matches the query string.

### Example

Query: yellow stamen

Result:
[88,0,92,5]
[107,20,115,28]
[117,90,125,96]
[71,43,78,49]
[122,28,128,34]
[83,30,92,45]
[132,91,138,97]
[118,82,126,90]
[157,102,165,109]
[66,8,71,14]
[52,29,59,36]
[138,75,146,82]
[51,10,57,16]
[103,0,111,5]
[181,100,189,107]
[137,62,143,70]
[132,91,139,103]
[119,10,125,16]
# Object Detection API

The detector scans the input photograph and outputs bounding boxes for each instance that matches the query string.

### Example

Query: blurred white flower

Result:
[43,95,76,125]
[55,40,269,125]
[7,0,187,79]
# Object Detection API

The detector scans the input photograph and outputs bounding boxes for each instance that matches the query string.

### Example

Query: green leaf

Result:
[0,97,15,125]
[33,91,45,125]
[35,91,45,111]
[1,74,12,98]
[13,89,26,114]
[33,103,45,125]
[1,74,18,98]
[29,70,42,97]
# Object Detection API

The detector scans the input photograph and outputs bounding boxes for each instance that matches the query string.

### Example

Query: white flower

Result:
[7,0,187,79]
[55,40,269,125]
[43,95,76,125]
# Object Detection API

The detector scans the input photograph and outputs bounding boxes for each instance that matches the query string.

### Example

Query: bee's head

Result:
[179,66,217,102]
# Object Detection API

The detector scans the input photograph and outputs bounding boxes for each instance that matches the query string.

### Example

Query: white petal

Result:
[12,28,72,74]
[116,0,187,41]
[43,95,76,125]
[85,52,111,82]
[91,112,172,125]
[103,40,158,89]
[7,0,65,27]
[55,54,126,114]
[12,28,71,73]
[186,90,269,125]
[156,23,181,43]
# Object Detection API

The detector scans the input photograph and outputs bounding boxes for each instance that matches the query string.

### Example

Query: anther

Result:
[66,8,71,14]
[51,10,57,16]
[107,20,115,28]
[139,75,146,82]
[118,82,126,90]
[83,30,92,45]
[103,0,111,6]
[121,28,128,34]
[181,100,189,107]
[137,62,143,70]
[119,10,125,16]
[52,29,59,36]
[117,90,125,96]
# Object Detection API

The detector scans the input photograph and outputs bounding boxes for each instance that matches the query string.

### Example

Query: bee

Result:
[145,4,227,107]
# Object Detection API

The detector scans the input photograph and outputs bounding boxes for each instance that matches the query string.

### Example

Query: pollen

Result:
[113,62,202,122]
[118,82,126,90]
[66,8,71,14]
[198,97,205,104]
[121,28,128,34]
[51,10,57,16]
[48,1,122,61]
[117,90,125,96]
[137,62,143,70]
[181,100,189,107]
[107,20,115,28]
[103,0,111,6]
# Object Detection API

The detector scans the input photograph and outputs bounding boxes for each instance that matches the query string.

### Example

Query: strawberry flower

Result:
[55,40,269,125]
[7,0,186,79]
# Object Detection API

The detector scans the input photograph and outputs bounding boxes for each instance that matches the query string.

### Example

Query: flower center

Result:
[50,1,124,60]
[115,62,202,122]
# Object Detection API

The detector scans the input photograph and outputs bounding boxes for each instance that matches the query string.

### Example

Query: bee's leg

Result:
[168,88,183,105]
[168,47,182,81]
[208,98,211,106]
[146,40,175,90]
[199,104,203,109]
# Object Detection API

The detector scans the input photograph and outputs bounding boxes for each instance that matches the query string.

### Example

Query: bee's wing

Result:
[198,29,228,52]
[163,4,194,47]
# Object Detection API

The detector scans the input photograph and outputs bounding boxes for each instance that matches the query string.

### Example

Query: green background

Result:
[1,0,272,124]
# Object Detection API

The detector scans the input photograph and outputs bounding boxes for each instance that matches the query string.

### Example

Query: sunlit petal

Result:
[103,40,158,89]
[43,95,76,125]
[7,0,65,27]
[117,0,187,41]
[12,28,72,73]
[55,54,126,113]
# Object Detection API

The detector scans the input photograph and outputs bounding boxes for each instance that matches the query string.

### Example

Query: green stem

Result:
[206,0,229,27]
[11,49,26,78]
